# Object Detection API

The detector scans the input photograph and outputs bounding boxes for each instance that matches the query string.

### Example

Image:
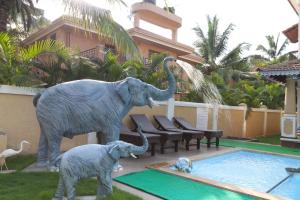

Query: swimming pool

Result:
[171,150,300,200]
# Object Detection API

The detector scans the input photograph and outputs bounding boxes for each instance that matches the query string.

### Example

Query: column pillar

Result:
[172,29,177,41]
[284,79,296,114]
[297,80,300,128]
[134,14,140,28]
[281,78,297,138]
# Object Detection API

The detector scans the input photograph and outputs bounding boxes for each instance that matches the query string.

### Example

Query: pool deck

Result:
[25,141,294,200]
[113,144,235,200]
[24,143,231,200]
[115,144,289,200]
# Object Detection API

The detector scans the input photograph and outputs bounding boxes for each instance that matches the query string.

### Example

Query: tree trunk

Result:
[0,0,11,32]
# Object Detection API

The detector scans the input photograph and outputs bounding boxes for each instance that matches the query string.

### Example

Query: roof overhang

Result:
[131,2,182,29]
[23,16,107,45]
[128,27,194,56]
[282,0,299,43]
[178,54,202,65]
[258,59,300,82]
[288,0,299,14]
[283,23,298,43]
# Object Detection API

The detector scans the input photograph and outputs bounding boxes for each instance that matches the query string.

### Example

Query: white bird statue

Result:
[0,140,30,171]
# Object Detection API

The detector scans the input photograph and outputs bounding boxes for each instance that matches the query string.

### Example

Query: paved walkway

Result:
[24,144,230,200]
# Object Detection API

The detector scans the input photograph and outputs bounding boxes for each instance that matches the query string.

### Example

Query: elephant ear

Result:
[116,78,131,104]
[108,144,120,160]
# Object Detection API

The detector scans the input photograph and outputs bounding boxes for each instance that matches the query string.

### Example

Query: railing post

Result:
[242,105,247,138]
[88,132,97,144]
[212,104,219,130]
[263,107,268,136]
[167,97,175,120]
[196,104,209,130]
[96,45,105,61]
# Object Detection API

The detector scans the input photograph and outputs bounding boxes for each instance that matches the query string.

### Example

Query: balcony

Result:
[80,45,127,63]
[80,48,97,59]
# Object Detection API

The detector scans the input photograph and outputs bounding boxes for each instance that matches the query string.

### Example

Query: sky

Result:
[36,0,299,56]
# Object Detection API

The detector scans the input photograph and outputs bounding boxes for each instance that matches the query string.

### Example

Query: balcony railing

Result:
[80,48,97,59]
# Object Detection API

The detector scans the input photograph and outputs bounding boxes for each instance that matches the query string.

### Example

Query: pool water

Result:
[172,151,300,200]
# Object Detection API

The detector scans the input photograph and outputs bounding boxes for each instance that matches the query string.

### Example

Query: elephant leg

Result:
[102,125,121,144]
[96,174,112,200]
[36,129,49,167]
[65,178,77,200]
[53,175,65,200]
[48,134,62,170]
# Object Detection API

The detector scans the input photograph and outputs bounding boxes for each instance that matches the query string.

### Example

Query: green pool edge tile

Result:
[220,139,300,156]
[114,169,258,200]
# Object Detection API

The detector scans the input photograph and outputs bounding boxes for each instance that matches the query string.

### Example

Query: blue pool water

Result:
[172,151,300,200]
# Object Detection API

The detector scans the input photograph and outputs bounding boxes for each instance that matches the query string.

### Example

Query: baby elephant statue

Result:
[53,126,148,200]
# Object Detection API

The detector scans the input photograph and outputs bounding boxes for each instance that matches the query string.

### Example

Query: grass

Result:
[5,154,36,171]
[0,172,142,200]
[253,135,280,145]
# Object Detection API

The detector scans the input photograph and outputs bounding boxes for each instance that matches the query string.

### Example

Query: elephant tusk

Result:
[148,97,159,107]
[130,153,138,159]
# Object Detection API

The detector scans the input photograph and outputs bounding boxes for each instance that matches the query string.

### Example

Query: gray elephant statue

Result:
[34,56,176,168]
[53,126,148,200]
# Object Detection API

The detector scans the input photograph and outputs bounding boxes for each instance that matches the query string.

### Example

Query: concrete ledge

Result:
[281,137,300,148]
[0,85,44,96]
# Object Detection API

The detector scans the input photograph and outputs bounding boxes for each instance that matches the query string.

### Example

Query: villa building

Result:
[23,1,201,67]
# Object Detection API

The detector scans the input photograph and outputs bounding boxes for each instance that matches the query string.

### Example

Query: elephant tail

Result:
[33,93,42,107]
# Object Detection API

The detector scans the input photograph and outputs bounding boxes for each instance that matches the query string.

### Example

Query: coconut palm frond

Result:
[0,32,15,65]
[207,16,218,61]
[277,38,289,57]
[193,25,209,62]
[61,0,140,60]
[220,43,250,69]
[256,33,291,61]
[19,39,70,62]
[104,0,127,6]
[9,0,41,31]
[256,45,268,54]
[215,23,234,58]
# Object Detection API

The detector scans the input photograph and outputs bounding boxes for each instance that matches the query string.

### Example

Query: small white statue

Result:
[174,157,193,173]
[0,140,30,171]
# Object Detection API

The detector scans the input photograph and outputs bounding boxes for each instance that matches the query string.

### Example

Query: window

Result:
[50,33,56,40]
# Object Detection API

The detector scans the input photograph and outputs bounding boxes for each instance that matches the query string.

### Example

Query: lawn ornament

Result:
[0,140,30,171]
[53,126,148,200]
[174,157,193,173]
[34,56,176,168]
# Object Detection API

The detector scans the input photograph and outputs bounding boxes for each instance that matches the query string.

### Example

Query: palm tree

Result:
[256,33,289,61]
[0,32,70,85]
[0,0,139,59]
[193,15,250,75]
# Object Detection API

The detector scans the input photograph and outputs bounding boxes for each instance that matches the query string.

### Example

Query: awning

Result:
[258,59,300,82]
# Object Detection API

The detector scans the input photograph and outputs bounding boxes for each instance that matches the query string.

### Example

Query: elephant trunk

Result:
[148,56,176,101]
[130,126,149,155]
